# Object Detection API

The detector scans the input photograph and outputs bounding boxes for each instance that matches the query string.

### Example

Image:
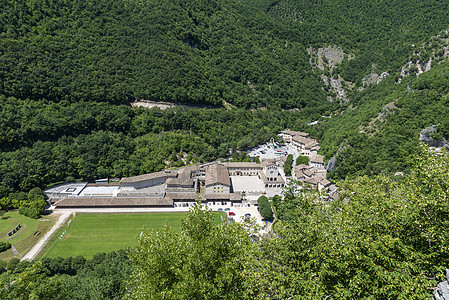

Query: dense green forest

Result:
[317,60,449,179]
[3,58,449,192]
[0,0,448,191]
[1,0,449,108]
[0,98,308,194]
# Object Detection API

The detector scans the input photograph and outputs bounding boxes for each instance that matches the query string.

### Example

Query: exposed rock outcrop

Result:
[358,102,399,135]
[308,46,354,103]
[321,74,349,102]
[309,47,347,71]
[419,125,449,148]
[434,269,449,300]
[326,157,337,173]
[361,71,390,87]
[397,28,449,83]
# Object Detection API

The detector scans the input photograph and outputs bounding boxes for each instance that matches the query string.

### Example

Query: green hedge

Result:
[18,207,41,219]
[284,154,293,176]
[0,242,11,253]
[257,196,273,220]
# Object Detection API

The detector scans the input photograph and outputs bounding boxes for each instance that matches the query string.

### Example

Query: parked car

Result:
[245,213,251,219]
[218,208,223,211]
[229,212,235,216]
[224,208,230,211]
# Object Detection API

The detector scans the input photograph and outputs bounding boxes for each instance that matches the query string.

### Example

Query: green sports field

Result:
[44,212,226,258]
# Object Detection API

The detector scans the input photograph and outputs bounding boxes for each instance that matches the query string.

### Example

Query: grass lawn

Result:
[0,211,55,261]
[44,212,226,259]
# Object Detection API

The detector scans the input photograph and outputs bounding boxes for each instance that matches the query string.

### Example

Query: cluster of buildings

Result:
[279,130,321,156]
[279,130,338,199]
[45,130,339,209]
[47,160,286,209]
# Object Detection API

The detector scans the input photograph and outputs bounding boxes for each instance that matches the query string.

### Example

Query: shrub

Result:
[0,259,7,274]
[7,258,19,270]
[0,242,11,253]
[257,196,273,220]
[296,155,309,165]
[19,206,41,219]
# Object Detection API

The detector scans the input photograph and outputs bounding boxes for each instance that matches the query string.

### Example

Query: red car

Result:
[229,212,235,216]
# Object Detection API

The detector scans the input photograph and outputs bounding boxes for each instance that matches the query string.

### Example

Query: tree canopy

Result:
[123,146,449,299]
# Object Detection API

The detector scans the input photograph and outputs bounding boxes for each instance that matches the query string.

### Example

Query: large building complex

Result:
[46,130,339,209]
[47,160,286,209]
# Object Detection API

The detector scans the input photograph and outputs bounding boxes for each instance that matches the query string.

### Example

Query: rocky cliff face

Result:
[419,125,449,148]
[308,46,354,102]
[397,28,449,83]
[359,71,390,91]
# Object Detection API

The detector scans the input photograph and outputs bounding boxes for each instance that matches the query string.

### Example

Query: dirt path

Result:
[11,245,20,257]
[21,211,72,261]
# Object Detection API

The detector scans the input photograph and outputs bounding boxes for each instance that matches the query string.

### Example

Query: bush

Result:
[19,206,41,219]
[0,242,11,253]
[296,155,309,165]
[257,196,273,220]
[7,258,20,270]
[0,259,6,274]
[284,154,293,176]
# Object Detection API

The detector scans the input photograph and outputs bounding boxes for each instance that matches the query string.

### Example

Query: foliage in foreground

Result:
[127,204,258,299]
[259,145,449,298]
[0,251,132,299]
[128,146,449,299]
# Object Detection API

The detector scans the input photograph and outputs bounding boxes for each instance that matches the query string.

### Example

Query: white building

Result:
[222,162,262,176]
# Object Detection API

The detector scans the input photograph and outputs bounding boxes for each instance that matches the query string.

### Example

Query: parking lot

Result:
[214,204,271,234]
[247,142,300,162]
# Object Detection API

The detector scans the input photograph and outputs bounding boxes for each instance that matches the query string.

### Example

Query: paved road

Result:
[21,211,72,261]
[11,245,20,257]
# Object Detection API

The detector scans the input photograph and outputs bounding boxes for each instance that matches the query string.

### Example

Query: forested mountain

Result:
[1,0,449,109]
[317,59,449,179]
[0,0,449,193]
[0,99,302,193]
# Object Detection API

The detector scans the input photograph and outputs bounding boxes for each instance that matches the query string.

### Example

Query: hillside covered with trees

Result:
[317,60,449,179]
[1,0,449,109]
[0,0,448,194]
[1,0,449,298]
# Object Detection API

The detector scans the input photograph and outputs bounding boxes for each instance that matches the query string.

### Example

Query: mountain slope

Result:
[318,59,449,179]
[1,0,449,109]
